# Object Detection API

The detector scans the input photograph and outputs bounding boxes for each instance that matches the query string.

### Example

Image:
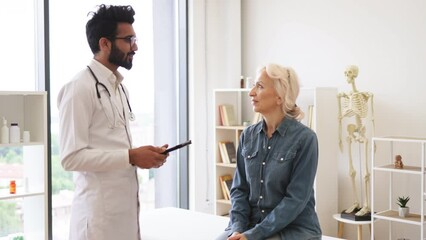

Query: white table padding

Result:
[139,207,345,240]
[140,207,228,240]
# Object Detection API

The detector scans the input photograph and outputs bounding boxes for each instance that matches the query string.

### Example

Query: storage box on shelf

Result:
[0,91,48,239]
[212,87,338,236]
[371,136,426,239]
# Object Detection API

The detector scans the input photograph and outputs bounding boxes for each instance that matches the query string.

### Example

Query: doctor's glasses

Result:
[110,35,138,48]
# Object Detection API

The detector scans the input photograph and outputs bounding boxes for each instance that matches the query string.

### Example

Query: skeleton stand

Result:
[337,65,375,217]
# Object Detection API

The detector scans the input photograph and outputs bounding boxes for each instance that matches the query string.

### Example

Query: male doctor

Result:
[57,4,169,240]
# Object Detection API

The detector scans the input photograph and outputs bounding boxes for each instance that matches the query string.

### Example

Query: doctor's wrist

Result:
[128,149,135,165]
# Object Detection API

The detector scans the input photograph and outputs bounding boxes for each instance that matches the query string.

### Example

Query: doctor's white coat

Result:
[57,60,140,240]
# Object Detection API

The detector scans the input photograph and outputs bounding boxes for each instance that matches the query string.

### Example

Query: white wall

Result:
[188,0,242,213]
[189,0,426,239]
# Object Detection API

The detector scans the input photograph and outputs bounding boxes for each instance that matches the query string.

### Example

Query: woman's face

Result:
[249,70,282,115]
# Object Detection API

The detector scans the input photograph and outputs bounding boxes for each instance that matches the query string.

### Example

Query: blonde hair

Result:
[257,63,304,120]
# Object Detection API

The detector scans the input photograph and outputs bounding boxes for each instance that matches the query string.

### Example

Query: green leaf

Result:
[396,196,410,208]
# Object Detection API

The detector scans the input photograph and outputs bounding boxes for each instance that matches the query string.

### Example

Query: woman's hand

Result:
[227,232,247,240]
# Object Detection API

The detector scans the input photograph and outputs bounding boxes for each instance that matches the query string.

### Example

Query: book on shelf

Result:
[221,181,229,200]
[219,175,233,200]
[218,141,236,164]
[224,142,237,163]
[307,105,314,129]
[218,105,224,126]
[218,104,237,126]
[224,177,233,200]
[218,142,230,164]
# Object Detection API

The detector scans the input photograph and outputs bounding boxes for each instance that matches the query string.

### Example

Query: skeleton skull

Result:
[344,65,359,83]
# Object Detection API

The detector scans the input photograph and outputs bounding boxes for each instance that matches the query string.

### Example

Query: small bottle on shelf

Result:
[10,180,16,194]
[9,123,20,143]
[245,77,253,89]
[240,75,245,88]
[23,130,30,143]
[1,117,9,144]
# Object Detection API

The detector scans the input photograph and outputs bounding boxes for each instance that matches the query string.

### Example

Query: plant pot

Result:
[398,207,409,217]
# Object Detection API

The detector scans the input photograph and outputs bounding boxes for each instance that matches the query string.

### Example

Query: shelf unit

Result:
[212,87,338,236]
[371,136,426,239]
[213,89,251,217]
[0,91,48,239]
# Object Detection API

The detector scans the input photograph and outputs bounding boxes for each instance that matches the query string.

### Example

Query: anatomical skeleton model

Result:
[337,65,375,217]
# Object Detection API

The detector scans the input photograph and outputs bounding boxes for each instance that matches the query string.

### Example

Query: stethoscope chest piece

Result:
[129,112,136,121]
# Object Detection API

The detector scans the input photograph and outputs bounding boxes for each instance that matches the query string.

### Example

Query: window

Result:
[0,0,36,91]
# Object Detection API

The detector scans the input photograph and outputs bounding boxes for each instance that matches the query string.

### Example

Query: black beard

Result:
[109,43,133,70]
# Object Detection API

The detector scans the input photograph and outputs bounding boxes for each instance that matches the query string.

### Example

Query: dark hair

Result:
[86,4,135,54]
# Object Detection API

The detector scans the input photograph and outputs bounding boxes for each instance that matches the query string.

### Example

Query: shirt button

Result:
[261,210,265,213]
[262,162,265,165]
[260,180,264,183]
[260,196,263,199]
[268,146,271,149]
[248,155,251,159]
[280,157,284,161]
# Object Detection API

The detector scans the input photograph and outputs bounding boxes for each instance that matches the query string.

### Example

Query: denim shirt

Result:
[228,117,322,240]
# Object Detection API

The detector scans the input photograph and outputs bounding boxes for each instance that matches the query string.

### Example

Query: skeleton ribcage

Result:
[342,92,368,118]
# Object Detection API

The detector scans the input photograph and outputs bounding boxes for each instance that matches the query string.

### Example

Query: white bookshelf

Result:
[0,91,48,239]
[213,89,251,216]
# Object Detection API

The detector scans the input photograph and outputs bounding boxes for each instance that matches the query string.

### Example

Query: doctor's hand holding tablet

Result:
[129,145,168,168]
[129,140,191,169]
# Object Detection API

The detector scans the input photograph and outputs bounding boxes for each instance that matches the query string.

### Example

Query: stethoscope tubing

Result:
[87,65,135,122]
[87,66,135,127]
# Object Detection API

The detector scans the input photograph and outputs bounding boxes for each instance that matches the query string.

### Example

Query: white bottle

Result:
[245,77,253,89]
[9,123,20,143]
[1,117,9,144]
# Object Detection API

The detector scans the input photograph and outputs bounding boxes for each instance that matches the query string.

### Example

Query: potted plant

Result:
[397,196,410,217]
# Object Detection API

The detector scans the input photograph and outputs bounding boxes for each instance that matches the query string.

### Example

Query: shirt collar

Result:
[90,59,124,91]
[258,116,293,137]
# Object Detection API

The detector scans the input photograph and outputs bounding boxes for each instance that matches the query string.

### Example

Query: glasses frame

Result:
[109,35,138,47]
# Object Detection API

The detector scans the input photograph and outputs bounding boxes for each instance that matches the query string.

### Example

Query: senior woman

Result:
[216,63,322,240]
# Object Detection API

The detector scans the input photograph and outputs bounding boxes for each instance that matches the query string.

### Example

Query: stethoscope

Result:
[87,66,136,128]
